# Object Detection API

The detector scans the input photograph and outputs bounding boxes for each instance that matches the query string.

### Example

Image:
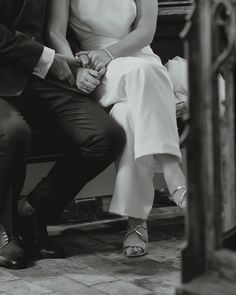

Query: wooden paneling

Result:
[177,0,236,294]
[151,1,192,63]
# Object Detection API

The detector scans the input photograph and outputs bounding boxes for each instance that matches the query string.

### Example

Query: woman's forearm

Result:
[46,0,73,58]
[106,27,154,58]
[106,0,157,58]
[47,32,74,58]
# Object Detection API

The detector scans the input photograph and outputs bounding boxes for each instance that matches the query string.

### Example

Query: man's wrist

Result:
[33,46,55,79]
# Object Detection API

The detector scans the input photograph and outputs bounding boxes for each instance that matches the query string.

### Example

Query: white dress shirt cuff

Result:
[33,46,55,79]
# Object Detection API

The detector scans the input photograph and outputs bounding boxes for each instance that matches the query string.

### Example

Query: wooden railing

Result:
[152,0,192,63]
[177,0,236,294]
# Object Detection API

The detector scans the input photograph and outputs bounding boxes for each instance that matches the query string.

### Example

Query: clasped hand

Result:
[76,66,106,94]
[49,52,108,94]
[73,49,111,93]
[76,49,112,71]
[49,53,81,86]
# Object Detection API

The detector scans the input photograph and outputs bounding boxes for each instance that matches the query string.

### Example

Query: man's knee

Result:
[106,120,126,158]
[0,112,31,150]
[84,118,126,161]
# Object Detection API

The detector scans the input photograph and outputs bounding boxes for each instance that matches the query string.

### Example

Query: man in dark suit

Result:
[0,0,125,269]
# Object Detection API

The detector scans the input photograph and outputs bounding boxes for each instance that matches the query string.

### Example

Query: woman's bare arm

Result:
[107,0,158,58]
[46,0,103,93]
[46,0,74,57]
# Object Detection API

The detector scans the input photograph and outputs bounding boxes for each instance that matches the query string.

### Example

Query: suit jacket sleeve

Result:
[0,23,45,74]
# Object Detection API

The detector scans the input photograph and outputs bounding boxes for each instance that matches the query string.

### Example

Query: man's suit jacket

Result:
[0,0,47,97]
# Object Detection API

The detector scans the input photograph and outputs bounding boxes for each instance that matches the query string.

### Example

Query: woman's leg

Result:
[110,102,153,257]
[106,56,186,257]
[109,102,155,219]
[101,55,183,172]
[123,58,182,167]
[158,154,186,208]
[122,58,186,207]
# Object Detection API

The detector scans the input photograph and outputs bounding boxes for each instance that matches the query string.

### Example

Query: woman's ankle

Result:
[161,161,186,195]
[128,217,146,227]
[159,155,184,185]
[170,185,187,209]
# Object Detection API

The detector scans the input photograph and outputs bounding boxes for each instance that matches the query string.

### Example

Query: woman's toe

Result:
[125,246,143,256]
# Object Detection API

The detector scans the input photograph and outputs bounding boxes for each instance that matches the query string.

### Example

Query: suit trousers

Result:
[0,76,125,231]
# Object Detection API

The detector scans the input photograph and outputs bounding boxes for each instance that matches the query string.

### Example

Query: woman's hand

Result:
[76,49,112,71]
[77,54,90,68]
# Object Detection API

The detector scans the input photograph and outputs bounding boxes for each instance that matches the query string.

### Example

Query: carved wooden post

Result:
[181,0,215,282]
[177,0,236,294]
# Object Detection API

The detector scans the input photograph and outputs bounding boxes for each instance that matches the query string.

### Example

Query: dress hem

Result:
[134,143,182,172]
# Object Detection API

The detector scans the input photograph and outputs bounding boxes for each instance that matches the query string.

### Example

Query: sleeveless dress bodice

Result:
[69,0,136,50]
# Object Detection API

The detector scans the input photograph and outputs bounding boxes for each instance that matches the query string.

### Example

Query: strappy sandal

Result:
[169,185,187,209]
[123,224,148,258]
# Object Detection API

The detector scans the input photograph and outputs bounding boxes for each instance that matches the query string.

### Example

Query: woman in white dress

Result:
[47,0,187,257]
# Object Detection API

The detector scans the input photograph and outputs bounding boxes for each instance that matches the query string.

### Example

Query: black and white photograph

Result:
[0,0,235,294]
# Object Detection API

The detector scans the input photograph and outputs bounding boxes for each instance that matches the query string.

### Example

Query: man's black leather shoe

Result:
[0,225,28,269]
[34,236,66,259]
[19,214,65,259]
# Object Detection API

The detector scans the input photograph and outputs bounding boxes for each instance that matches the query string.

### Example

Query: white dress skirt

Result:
[69,0,182,219]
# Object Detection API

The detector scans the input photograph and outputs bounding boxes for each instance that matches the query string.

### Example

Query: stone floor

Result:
[0,207,185,295]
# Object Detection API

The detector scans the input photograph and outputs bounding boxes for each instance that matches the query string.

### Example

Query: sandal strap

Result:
[169,185,187,208]
[172,185,186,197]
[124,224,148,246]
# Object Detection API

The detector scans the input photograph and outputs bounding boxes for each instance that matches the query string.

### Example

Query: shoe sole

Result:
[0,258,28,270]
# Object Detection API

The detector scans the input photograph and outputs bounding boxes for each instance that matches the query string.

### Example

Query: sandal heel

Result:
[169,185,187,209]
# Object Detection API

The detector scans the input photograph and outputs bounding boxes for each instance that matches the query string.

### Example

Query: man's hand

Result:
[76,68,102,94]
[49,53,81,86]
